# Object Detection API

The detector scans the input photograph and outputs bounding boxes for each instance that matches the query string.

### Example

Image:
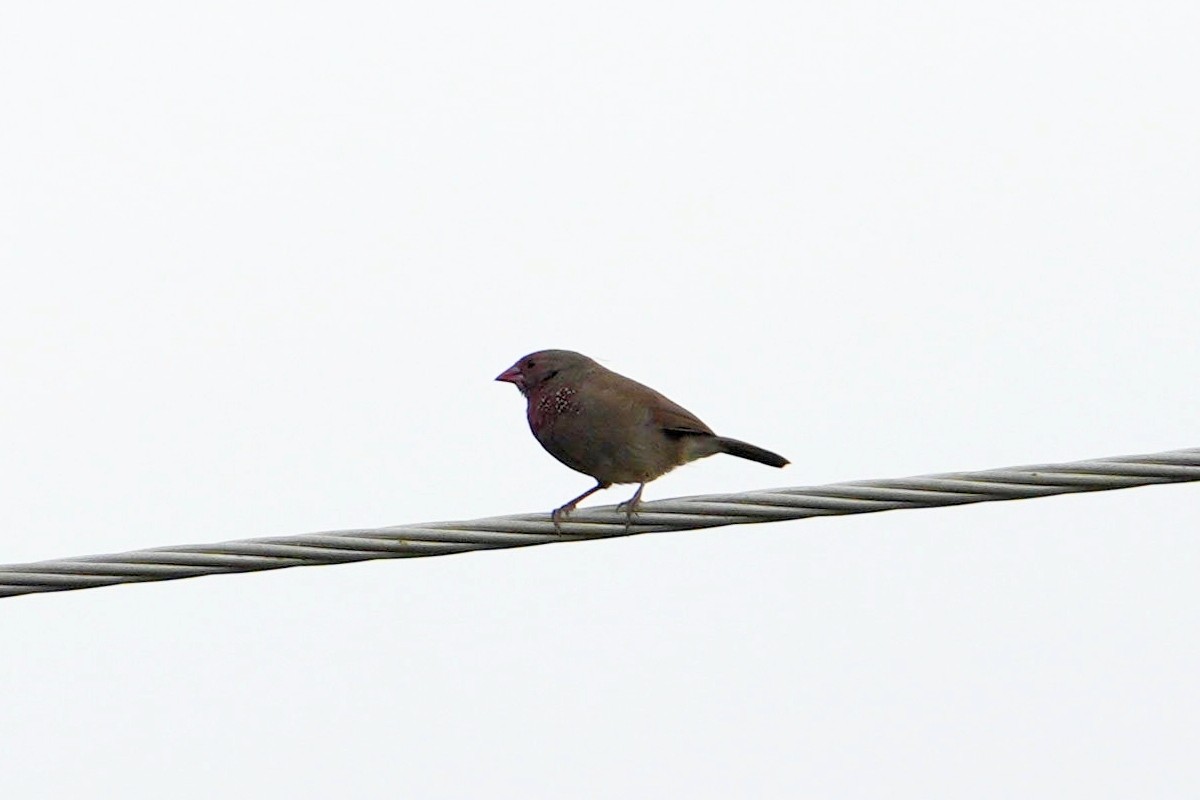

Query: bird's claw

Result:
[614,500,639,533]
[615,484,645,534]
[551,504,575,535]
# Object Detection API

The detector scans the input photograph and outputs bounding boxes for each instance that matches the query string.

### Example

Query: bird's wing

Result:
[583,367,716,437]
[649,394,715,437]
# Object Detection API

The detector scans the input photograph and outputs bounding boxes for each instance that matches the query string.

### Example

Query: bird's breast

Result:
[527,384,582,431]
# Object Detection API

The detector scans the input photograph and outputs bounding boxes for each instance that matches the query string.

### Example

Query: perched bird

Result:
[496,349,788,530]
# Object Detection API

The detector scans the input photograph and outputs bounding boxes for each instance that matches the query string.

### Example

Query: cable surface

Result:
[2,447,1197,598]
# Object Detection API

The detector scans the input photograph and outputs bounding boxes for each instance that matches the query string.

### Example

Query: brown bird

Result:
[496,349,788,530]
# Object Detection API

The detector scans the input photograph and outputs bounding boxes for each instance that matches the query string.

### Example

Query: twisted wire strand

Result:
[2,447,1197,598]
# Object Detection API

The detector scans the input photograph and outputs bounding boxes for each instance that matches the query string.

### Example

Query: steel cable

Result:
[2,447,1197,598]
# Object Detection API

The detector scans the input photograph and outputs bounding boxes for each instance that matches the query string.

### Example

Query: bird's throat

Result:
[527,383,581,431]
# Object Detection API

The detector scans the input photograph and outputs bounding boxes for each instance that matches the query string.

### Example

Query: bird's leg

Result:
[552,482,608,534]
[615,483,645,533]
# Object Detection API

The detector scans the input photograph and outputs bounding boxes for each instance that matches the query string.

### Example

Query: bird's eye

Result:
[525,360,536,368]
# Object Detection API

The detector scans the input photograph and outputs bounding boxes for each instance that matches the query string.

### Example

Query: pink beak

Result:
[495,365,522,384]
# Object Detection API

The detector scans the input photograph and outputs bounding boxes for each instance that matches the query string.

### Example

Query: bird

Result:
[495,349,788,531]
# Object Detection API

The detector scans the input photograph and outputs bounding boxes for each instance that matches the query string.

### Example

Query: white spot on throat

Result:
[538,385,579,416]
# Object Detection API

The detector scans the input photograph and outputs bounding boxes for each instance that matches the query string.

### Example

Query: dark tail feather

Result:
[715,437,789,468]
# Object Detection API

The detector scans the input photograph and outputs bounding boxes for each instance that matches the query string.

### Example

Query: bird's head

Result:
[495,349,594,397]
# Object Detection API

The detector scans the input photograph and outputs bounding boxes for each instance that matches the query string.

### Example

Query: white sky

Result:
[2,1,1198,797]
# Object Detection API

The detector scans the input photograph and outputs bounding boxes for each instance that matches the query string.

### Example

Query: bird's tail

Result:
[715,437,789,468]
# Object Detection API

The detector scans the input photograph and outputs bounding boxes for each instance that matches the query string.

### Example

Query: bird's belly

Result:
[533,414,680,485]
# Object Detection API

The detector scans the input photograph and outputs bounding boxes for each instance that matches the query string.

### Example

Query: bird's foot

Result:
[551,482,608,535]
[615,484,646,534]
[551,503,576,535]
[614,501,640,533]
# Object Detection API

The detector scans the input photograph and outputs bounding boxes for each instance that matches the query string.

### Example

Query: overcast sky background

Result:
[2,1,1198,797]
